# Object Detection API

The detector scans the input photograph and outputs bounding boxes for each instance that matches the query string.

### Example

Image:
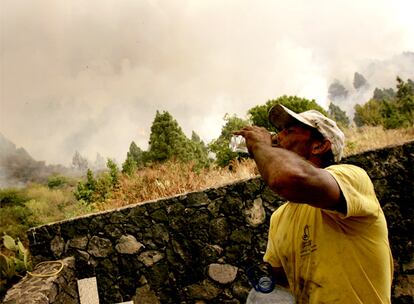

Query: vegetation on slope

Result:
[1,76,413,248]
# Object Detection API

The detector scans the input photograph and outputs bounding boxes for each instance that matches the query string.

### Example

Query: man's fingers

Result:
[233,126,252,136]
[233,126,272,140]
[233,130,244,136]
[233,126,268,136]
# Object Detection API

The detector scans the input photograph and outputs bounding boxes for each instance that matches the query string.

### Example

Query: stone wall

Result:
[25,141,413,304]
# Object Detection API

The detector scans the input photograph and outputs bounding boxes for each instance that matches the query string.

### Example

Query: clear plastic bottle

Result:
[229,135,248,153]
[246,285,295,304]
[229,132,278,154]
[245,262,294,303]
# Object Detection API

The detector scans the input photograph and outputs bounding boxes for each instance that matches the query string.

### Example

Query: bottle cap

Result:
[257,276,275,293]
[246,263,276,293]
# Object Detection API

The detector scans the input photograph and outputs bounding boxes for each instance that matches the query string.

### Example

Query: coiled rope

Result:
[27,261,64,278]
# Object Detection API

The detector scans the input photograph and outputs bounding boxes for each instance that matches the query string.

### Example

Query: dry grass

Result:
[343,126,414,156]
[97,159,258,211]
[24,184,79,225]
[96,126,414,212]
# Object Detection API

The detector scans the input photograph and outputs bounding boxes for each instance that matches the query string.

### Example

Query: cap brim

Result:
[268,104,315,130]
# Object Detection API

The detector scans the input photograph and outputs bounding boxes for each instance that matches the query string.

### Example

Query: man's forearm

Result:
[250,141,342,210]
[251,142,314,194]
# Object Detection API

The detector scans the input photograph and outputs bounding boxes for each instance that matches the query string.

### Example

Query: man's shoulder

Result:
[272,202,308,219]
[325,164,375,199]
[271,202,289,219]
[326,163,363,170]
[325,163,369,178]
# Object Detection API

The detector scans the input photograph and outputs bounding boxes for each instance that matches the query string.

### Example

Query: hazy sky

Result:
[1,0,414,166]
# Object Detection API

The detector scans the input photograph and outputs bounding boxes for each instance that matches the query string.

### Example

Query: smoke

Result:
[1,0,413,165]
[329,52,414,117]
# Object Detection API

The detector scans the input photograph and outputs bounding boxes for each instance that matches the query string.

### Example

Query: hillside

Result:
[0,133,75,188]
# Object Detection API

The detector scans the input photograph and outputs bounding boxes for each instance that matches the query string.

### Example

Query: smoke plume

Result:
[1,0,413,166]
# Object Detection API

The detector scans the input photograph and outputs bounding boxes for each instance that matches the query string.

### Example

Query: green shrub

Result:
[93,172,113,201]
[47,175,68,189]
[0,205,33,240]
[328,103,350,127]
[25,184,77,225]
[354,77,413,129]
[0,234,32,295]
[106,159,119,187]
[64,199,97,218]
[0,184,78,241]
[74,162,120,205]
[74,169,96,203]
[0,188,28,206]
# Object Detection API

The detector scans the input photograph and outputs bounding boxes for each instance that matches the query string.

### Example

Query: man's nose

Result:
[275,129,288,143]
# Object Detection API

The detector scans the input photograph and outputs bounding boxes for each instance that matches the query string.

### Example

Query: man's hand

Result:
[272,267,290,288]
[233,126,274,156]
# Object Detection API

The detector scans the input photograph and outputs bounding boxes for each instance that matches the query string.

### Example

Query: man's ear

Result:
[311,139,331,156]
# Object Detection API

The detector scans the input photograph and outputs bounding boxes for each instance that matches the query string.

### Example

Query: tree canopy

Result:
[328,103,350,128]
[123,111,210,170]
[189,131,210,169]
[209,114,249,167]
[147,111,193,163]
[248,95,327,132]
[354,77,414,129]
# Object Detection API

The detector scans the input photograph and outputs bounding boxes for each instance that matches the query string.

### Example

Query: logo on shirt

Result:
[300,225,317,257]
[302,225,310,241]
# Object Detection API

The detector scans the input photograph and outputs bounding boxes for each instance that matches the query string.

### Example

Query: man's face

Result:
[275,123,316,160]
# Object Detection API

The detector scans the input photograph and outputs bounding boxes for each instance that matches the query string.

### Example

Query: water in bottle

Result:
[229,135,248,153]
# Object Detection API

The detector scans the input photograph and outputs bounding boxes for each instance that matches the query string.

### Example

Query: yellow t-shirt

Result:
[263,164,393,304]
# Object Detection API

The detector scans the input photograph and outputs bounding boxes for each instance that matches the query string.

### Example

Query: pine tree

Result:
[147,111,192,163]
[106,159,119,187]
[122,153,137,176]
[395,77,414,126]
[74,168,96,203]
[129,141,144,168]
[122,141,145,174]
[373,87,395,101]
[189,131,210,169]
[328,103,350,127]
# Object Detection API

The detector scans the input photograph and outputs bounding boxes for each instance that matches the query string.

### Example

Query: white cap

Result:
[268,104,345,162]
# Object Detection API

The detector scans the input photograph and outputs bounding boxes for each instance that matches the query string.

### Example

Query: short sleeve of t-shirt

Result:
[263,207,284,267]
[325,164,380,219]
